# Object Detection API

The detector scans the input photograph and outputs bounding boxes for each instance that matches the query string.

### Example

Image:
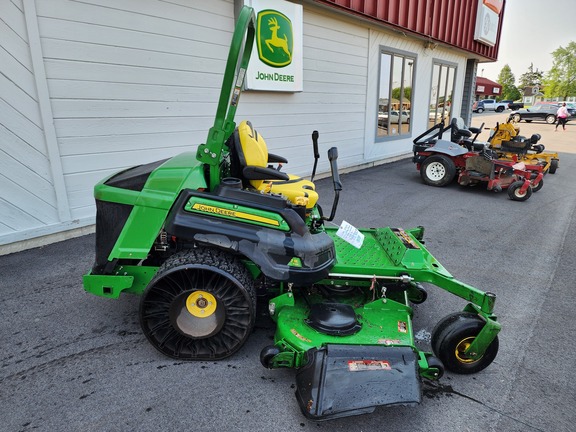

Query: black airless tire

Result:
[139,248,256,360]
[507,181,532,201]
[432,312,499,374]
[549,158,559,174]
[420,155,457,187]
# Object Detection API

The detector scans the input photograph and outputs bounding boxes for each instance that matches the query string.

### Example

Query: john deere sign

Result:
[257,10,293,67]
[245,0,303,92]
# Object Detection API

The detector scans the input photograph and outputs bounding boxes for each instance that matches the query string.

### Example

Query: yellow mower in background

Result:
[488,119,559,174]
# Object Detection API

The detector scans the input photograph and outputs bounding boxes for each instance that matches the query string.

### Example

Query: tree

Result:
[391,86,412,101]
[497,65,521,101]
[518,63,544,89]
[544,41,576,100]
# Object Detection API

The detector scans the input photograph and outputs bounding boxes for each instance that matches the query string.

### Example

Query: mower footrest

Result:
[295,345,421,420]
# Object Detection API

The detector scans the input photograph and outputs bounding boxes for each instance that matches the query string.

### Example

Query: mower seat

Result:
[230,120,319,209]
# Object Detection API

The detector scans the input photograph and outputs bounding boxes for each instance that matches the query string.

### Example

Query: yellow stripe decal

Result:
[191,203,280,226]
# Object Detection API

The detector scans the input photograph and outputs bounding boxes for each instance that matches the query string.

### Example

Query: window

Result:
[377,49,415,139]
[429,62,456,128]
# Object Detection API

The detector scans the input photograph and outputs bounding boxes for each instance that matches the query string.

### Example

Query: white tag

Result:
[336,220,365,249]
[512,161,526,170]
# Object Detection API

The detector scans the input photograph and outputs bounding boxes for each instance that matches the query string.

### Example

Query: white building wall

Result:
[0,0,469,250]
[0,0,60,245]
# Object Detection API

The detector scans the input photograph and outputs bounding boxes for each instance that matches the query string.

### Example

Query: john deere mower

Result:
[83,7,500,420]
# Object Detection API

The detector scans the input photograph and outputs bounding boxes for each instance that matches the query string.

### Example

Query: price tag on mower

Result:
[348,360,391,371]
[336,220,365,249]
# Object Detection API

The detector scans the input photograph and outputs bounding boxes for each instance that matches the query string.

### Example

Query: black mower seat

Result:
[230,120,319,209]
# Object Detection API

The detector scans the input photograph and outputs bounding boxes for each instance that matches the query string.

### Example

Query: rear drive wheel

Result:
[496,106,504,112]
[512,114,521,123]
[507,181,532,201]
[546,115,556,124]
[549,158,559,174]
[420,155,456,187]
[477,107,484,113]
[432,312,498,374]
[139,248,256,360]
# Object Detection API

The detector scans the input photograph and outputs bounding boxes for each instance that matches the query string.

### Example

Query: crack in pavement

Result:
[423,381,545,432]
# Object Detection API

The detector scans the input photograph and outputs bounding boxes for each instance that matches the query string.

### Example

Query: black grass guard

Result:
[295,345,421,420]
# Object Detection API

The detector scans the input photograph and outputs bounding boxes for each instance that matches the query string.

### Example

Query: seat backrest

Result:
[450,117,472,142]
[229,120,270,189]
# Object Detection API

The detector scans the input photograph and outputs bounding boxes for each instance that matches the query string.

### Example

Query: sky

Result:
[477,0,576,83]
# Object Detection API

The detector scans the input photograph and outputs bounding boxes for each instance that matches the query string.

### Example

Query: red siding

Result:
[313,0,504,61]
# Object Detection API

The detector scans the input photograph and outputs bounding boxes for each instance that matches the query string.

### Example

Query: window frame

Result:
[375,46,416,142]
[428,60,458,128]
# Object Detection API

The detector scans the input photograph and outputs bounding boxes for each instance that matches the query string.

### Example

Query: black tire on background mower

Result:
[139,248,256,360]
[507,181,532,201]
[531,178,543,193]
[549,158,559,174]
[432,312,499,374]
[420,155,456,187]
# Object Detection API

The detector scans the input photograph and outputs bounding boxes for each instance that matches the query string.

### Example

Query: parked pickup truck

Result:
[479,99,510,112]
[504,100,524,110]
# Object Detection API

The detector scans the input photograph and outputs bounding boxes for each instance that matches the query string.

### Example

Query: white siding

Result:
[37,0,238,222]
[0,0,59,244]
[0,0,471,249]
[238,8,369,176]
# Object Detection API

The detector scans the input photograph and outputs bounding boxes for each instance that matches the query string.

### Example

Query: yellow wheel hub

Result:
[185,291,217,318]
[454,336,482,363]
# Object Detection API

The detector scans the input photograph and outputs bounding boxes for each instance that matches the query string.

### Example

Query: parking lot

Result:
[1,111,575,432]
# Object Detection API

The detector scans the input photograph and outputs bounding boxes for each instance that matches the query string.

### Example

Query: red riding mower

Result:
[412,118,544,201]
[488,118,559,175]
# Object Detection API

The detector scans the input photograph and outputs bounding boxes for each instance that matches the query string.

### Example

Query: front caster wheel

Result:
[139,249,256,360]
[549,158,559,174]
[431,312,499,374]
[532,178,543,192]
[507,181,532,201]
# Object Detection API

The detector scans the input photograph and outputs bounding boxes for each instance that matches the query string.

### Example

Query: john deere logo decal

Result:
[257,10,293,67]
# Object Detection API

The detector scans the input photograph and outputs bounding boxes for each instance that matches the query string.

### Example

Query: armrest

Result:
[268,153,288,164]
[243,166,290,181]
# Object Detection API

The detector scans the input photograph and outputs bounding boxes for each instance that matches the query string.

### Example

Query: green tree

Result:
[544,41,576,99]
[497,65,521,101]
[518,63,544,89]
[391,86,412,101]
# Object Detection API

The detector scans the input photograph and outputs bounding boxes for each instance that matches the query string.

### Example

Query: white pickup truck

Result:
[480,99,509,112]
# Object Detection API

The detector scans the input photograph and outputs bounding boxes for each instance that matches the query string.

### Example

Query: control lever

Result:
[310,130,319,182]
[323,147,341,222]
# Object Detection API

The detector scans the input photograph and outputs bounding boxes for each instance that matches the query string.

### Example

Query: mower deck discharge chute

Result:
[83,6,501,420]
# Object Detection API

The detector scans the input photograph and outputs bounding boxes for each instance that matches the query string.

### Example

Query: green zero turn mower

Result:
[83,6,500,420]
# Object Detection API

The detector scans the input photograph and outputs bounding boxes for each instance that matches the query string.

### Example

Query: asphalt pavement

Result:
[1,112,575,432]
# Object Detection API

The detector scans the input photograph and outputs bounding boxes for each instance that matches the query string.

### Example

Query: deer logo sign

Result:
[256,10,293,67]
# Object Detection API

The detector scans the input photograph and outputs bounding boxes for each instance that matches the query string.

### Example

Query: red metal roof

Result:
[313,0,504,61]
